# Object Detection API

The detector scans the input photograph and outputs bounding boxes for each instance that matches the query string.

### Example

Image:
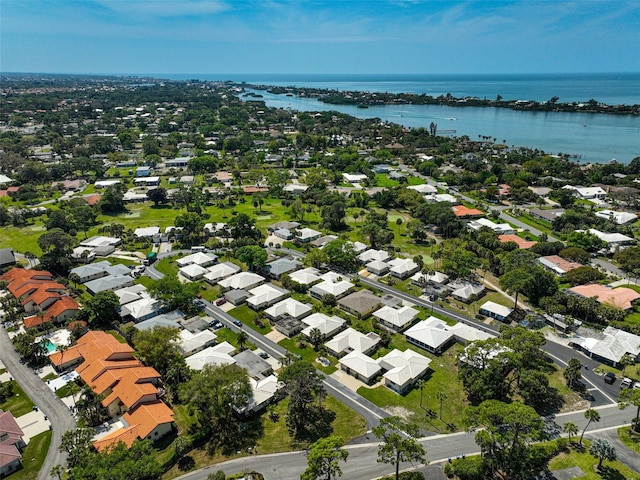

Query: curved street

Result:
[0,326,76,480]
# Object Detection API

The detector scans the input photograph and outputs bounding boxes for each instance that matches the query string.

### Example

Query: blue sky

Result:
[2,1,639,75]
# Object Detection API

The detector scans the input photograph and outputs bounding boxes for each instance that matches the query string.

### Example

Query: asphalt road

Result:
[0,326,76,480]
[201,300,388,429]
[175,403,637,480]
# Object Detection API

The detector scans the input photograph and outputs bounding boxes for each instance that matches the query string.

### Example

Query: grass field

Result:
[278,337,337,375]
[227,305,272,334]
[618,426,640,454]
[0,380,35,417]
[163,396,366,479]
[9,431,52,480]
[548,440,639,480]
[359,342,469,432]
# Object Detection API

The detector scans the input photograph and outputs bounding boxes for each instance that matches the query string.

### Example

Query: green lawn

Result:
[106,329,128,343]
[375,174,399,188]
[155,256,181,276]
[359,343,469,432]
[227,306,272,334]
[9,431,52,480]
[548,441,639,480]
[618,426,640,455]
[0,380,35,417]
[513,213,555,237]
[213,327,255,351]
[278,337,337,374]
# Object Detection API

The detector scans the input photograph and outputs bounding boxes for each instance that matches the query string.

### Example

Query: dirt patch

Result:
[387,406,413,422]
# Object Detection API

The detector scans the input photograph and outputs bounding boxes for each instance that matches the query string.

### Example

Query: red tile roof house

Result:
[23,296,80,329]
[48,331,174,451]
[452,205,484,218]
[568,284,640,311]
[498,234,537,250]
[0,409,26,477]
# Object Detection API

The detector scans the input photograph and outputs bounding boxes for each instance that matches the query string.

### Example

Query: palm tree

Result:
[50,464,64,480]
[619,354,634,377]
[580,408,601,446]
[562,421,578,444]
[589,438,616,470]
[417,379,426,409]
[24,251,37,268]
[436,391,447,420]
[69,273,81,289]
[236,330,248,351]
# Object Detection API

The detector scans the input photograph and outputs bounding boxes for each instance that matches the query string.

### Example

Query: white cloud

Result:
[94,0,230,18]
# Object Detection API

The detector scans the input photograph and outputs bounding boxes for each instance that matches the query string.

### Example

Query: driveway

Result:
[16,410,52,443]
[0,326,76,480]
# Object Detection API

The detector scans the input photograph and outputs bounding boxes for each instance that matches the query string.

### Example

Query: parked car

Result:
[621,377,633,388]
[604,372,616,384]
[258,352,269,359]
[232,319,242,327]
[215,298,227,306]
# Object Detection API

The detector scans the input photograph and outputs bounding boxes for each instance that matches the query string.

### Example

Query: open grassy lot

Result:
[155,256,182,276]
[9,431,52,480]
[548,365,590,413]
[548,440,640,480]
[213,327,255,351]
[0,380,35,417]
[359,342,469,432]
[278,337,337,375]
[513,212,555,237]
[227,305,272,334]
[163,396,366,479]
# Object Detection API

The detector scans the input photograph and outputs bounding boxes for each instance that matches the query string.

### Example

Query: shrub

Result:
[451,456,487,480]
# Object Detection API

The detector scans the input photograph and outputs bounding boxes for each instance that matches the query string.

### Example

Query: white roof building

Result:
[448,323,494,343]
[357,249,391,264]
[347,241,368,254]
[572,326,640,366]
[427,193,458,203]
[179,329,217,357]
[387,258,420,279]
[407,184,438,195]
[373,305,420,331]
[113,284,149,306]
[79,236,121,248]
[468,218,514,235]
[264,298,312,320]
[339,351,381,384]
[177,252,218,268]
[288,267,322,286]
[410,271,449,286]
[377,349,432,394]
[478,301,513,322]
[179,264,209,281]
[240,374,282,415]
[185,342,236,370]
[342,173,368,183]
[325,327,380,357]
[295,227,322,243]
[134,226,160,238]
[203,262,241,284]
[585,228,635,245]
[218,272,265,291]
[246,284,289,310]
[95,180,120,188]
[404,317,455,354]
[301,313,346,339]
[119,297,164,322]
[310,276,354,299]
[595,210,638,225]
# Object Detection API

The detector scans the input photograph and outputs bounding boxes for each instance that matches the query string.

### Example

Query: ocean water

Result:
[157,73,640,163]
[161,73,640,105]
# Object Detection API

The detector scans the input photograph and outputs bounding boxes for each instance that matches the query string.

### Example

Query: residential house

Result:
[203,262,241,285]
[408,184,438,195]
[224,289,250,306]
[246,284,289,310]
[185,342,236,370]
[309,272,354,300]
[233,349,273,380]
[288,267,322,286]
[23,296,80,329]
[177,252,218,268]
[594,210,637,225]
[467,218,514,235]
[218,272,265,292]
[357,249,391,264]
[179,264,210,281]
[0,410,25,477]
[264,298,312,321]
[448,280,486,303]
[452,205,484,218]
[338,289,382,318]
[178,329,217,357]
[113,284,150,306]
[339,351,381,385]
[119,297,165,323]
[0,248,16,269]
[479,301,513,322]
[388,258,420,279]
[274,316,306,337]
[568,284,640,311]
[373,305,419,332]
[235,374,282,417]
[325,327,380,358]
[538,256,582,276]
[294,227,322,244]
[85,274,135,295]
[570,326,640,367]
[300,313,346,339]
[411,271,449,287]
[69,261,131,283]
[404,317,456,354]
[377,349,432,394]
[498,234,537,249]
[366,260,390,276]
[264,257,302,279]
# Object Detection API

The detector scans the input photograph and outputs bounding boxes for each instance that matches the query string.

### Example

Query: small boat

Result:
[357,104,369,109]
[445,117,457,120]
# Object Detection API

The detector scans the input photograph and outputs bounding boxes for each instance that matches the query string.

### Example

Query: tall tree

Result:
[580,408,601,446]
[278,360,326,438]
[373,416,426,480]
[234,245,268,271]
[179,364,251,451]
[563,358,583,390]
[83,291,120,326]
[618,388,640,433]
[562,421,578,444]
[301,436,349,480]
[589,438,616,470]
[133,326,182,375]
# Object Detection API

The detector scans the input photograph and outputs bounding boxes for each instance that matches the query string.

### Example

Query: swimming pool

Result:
[43,340,56,353]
